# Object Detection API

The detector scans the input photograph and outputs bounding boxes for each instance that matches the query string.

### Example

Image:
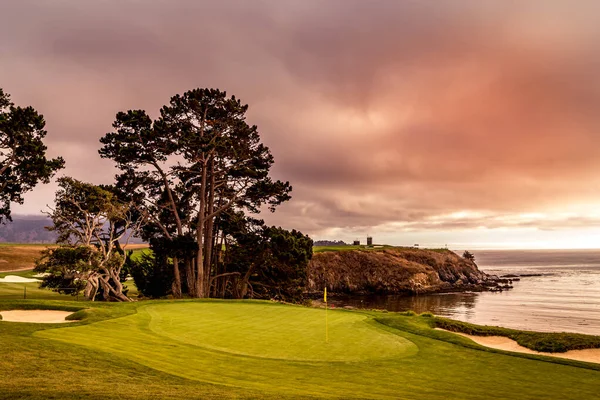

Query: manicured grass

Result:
[0,300,592,399]
[0,267,84,300]
[0,281,71,300]
[434,316,600,353]
[145,302,415,362]
[0,274,138,301]
[0,269,75,300]
[0,240,142,300]
[0,242,148,271]
[129,247,152,261]
[0,300,287,400]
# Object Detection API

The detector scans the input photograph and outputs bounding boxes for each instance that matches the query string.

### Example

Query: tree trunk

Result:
[185,258,196,297]
[84,275,99,301]
[172,261,183,298]
[221,237,230,297]
[99,275,132,302]
[238,264,256,299]
[155,163,183,297]
[196,160,208,298]
[203,158,216,297]
[209,272,241,297]
[172,257,182,298]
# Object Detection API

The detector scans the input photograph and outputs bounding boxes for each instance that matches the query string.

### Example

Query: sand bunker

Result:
[440,329,600,364]
[0,275,40,283]
[0,310,75,323]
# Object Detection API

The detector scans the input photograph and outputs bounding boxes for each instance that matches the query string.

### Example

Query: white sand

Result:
[438,329,600,364]
[0,275,40,283]
[0,310,75,323]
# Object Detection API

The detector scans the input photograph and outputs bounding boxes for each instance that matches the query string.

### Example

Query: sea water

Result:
[330,249,600,335]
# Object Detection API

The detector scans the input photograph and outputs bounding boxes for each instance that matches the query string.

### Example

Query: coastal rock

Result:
[307,248,504,295]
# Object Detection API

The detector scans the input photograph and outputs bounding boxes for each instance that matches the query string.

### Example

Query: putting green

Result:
[145,302,415,361]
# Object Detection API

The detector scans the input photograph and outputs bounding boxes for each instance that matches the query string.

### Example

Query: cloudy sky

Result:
[3,0,600,249]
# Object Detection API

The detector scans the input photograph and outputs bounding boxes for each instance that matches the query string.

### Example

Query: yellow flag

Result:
[324,287,327,302]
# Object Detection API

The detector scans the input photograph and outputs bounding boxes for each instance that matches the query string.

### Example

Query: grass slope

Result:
[0,241,142,300]
[0,270,72,300]
[2,300,591,399]
[0,244,49,271]
[0,243,149,272]
[0,300,286,400]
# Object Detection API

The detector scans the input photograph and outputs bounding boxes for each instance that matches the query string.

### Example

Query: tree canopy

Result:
[36,177,139,301]
[100,88,292,298]
[5,86,312,303]
[0,88,64,223]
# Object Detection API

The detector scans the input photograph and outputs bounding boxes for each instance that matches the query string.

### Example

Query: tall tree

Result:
[100,88,291,298]
[36,177,139,301]
[0,88,64,223]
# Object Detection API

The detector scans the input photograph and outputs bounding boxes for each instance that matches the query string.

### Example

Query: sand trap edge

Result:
[437,328,600,365]
[0,309,76,324]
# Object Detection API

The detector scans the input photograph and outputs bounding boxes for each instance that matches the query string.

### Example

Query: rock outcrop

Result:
[308,248,509,295]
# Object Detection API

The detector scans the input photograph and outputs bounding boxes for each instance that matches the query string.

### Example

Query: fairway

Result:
[29,300,600,399]
[0,270,83,300]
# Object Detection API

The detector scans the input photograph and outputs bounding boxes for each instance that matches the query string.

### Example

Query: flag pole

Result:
[324,286,328,343]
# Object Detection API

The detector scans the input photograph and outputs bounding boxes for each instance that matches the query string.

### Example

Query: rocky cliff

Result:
[308,248,507,295]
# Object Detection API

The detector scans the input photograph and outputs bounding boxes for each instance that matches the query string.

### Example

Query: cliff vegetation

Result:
[308,247,509,294]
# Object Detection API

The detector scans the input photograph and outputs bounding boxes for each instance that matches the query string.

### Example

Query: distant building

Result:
[367,236,373,246]
[353,240,360,245]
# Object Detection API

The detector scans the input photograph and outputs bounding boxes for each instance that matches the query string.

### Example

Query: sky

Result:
[2,0,600,249]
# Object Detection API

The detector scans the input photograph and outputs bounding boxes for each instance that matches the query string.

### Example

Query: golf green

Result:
[145,302,416,361]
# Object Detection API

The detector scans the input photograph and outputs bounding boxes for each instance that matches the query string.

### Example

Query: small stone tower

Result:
[367,236,373,246]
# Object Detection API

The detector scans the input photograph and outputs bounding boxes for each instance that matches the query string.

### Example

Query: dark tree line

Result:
[216,212,312,300]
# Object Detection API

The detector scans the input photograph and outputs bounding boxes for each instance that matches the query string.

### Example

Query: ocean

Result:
[330,249,600,335]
